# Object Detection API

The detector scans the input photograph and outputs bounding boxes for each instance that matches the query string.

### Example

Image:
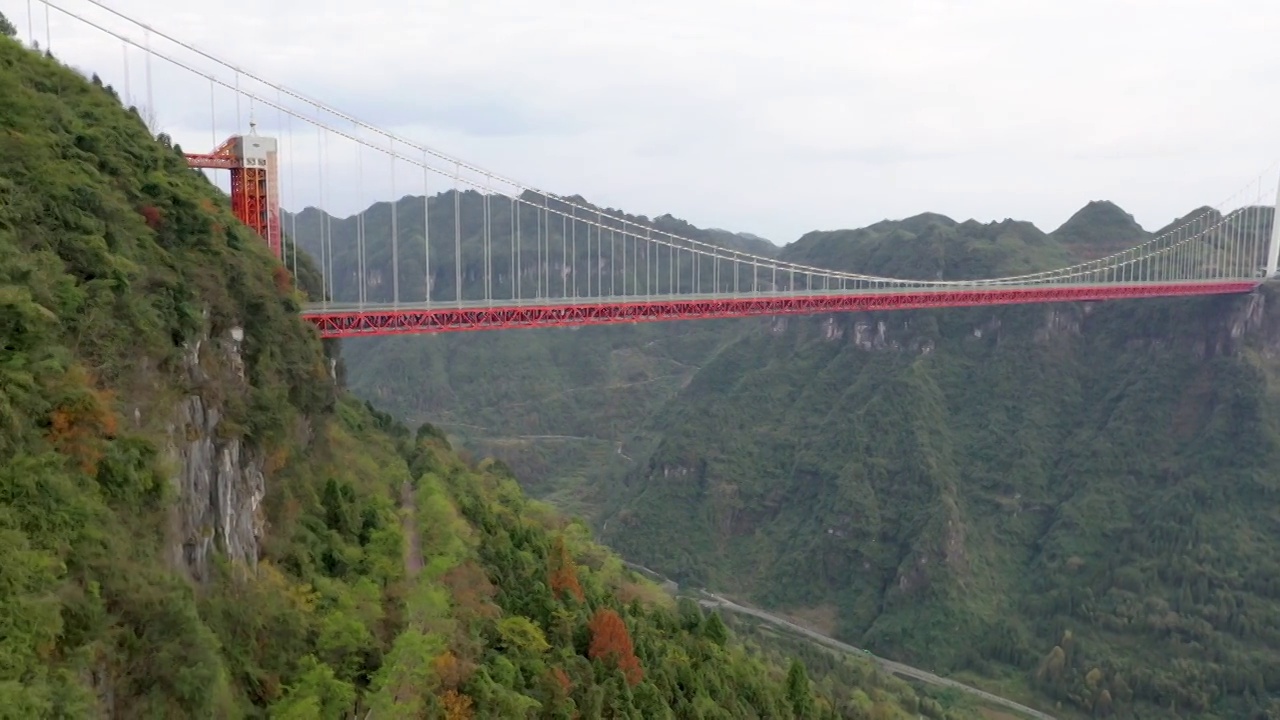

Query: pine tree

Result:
[785,659,814,719]
[703,611,729,647]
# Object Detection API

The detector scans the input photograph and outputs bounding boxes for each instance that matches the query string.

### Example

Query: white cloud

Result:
[16,0,1280,248]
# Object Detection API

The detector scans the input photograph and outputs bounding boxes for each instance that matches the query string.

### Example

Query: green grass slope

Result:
[0,21,961,719]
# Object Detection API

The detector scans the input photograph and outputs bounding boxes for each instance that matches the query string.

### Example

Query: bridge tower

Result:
[185,122,282,259]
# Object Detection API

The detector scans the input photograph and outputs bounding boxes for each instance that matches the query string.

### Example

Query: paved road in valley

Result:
[622,562,1055,720]
[694,591,1056,720]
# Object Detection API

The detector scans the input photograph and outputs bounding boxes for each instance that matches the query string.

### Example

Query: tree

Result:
[45,366,118,474]
[441,689,473,720]
[548,535,584,601]
[703,612,729,647]
[432,651,472,690]
[588,608,643,686]
[267,656,356,719]
[364,629,446,716]
[1095,688,1113,717]
[443,561,499,621]
[786,659,815,719]
[677,597,704,632]
[0,11,15,38]
[1035,645,1067,688]
[495,615,551,655]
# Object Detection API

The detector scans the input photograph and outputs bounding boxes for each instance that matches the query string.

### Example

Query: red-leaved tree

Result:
[587,608,643,686]
[548,535,584,602]
[138,204,162,230]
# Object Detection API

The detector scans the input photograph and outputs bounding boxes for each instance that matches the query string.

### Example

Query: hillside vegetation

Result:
[343,320,743,513]
[603,209,1280,719]
[320,151,1280,719]
[327,146,1178,524]
[0,20,971,719]
[304,190,773,509]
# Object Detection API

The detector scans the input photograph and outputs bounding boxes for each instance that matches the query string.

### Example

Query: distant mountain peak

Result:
[1050,200,1149,259]
[901,211,958,227]
[1053,200,1143,238]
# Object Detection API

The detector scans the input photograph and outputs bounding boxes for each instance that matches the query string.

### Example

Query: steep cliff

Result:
[168,321,269,580]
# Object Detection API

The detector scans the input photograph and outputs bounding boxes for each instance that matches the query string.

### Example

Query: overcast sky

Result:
[15,0,1280,245]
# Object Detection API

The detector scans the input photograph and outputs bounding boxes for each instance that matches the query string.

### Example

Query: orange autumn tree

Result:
[432,650,474,691]
[46,366,118,474]
[440,689,473,720]
[587,608,643,686]
[548,535,584,602]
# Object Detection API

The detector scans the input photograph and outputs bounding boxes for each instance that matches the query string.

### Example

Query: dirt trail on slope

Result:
[400,481,423,578]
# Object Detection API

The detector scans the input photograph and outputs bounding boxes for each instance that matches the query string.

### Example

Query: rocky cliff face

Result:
[166,317,267,581]
[800,288,1280,358]
[1217,289,1277,356]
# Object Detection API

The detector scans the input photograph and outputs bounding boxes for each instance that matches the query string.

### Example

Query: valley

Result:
[336,197,1280,719]
[3,4,1278,718]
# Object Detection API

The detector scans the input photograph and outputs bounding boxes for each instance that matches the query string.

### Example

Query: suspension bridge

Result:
[20,1,1280,339]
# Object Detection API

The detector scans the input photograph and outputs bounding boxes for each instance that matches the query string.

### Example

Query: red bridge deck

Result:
[300,281,1260,338]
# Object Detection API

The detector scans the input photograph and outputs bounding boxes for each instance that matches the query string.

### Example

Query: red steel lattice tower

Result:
[185,122,282,259]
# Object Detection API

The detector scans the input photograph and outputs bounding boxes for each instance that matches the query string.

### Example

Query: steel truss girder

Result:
[301,282,1261,339]
[185,154,239,169]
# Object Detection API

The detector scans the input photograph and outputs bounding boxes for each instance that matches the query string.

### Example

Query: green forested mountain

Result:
[283,192,778,308]
[323,186,1172,519]
[343,320,744,512]
[1051,201,1150,260]
[602,210,1280,719]
[293,189,779,508]
[326,166,1280,718]
[45,3,1277,715]
[0,22,962,719]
